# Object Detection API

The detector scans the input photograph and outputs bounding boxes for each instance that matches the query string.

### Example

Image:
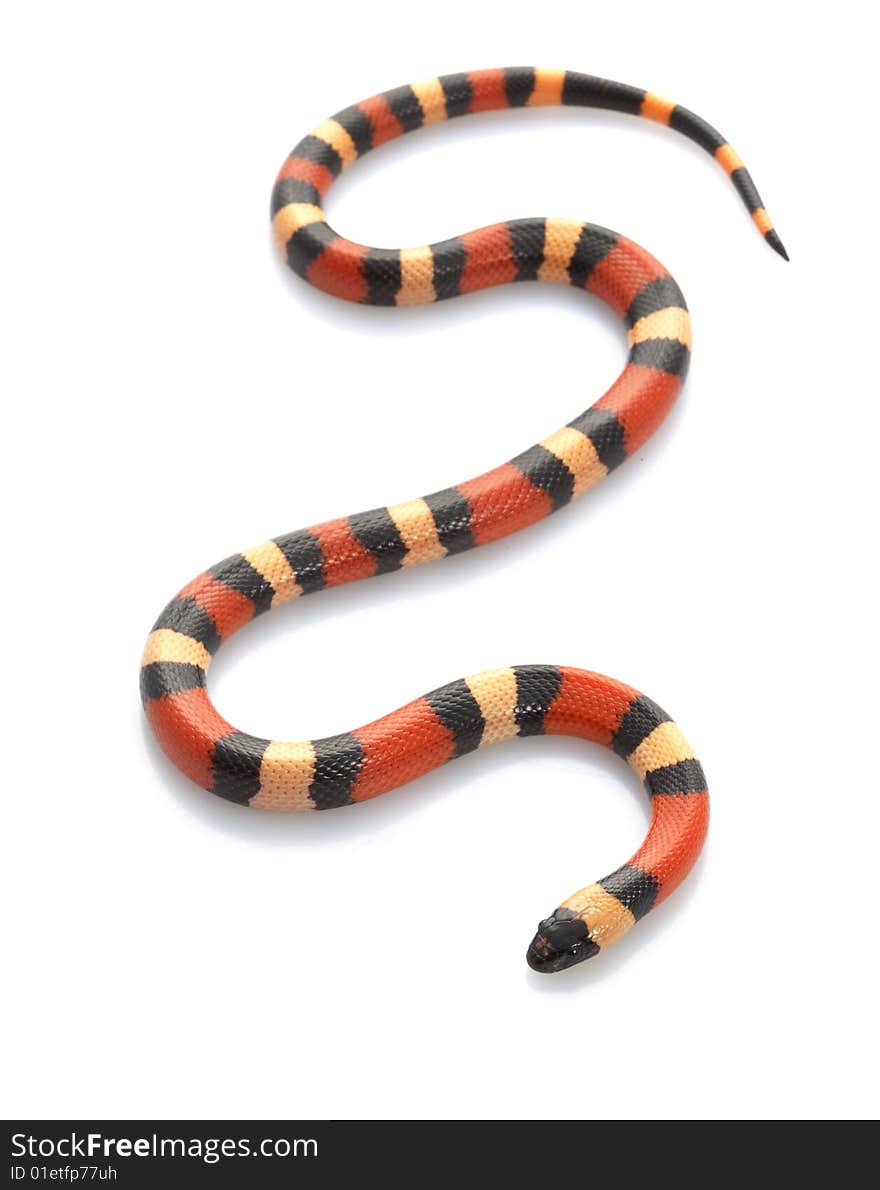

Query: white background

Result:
[3,1,877,1121]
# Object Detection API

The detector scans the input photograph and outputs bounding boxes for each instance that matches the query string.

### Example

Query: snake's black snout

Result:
[526,909,600,974]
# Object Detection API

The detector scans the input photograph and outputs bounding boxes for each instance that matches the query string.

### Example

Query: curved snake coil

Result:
[141,68,786,973]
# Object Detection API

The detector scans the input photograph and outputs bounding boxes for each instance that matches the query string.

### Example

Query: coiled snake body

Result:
[142,69,785,973]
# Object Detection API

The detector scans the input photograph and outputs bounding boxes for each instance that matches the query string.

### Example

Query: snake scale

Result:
[141,68,785,973]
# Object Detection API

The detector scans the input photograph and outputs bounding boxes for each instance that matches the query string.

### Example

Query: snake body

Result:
[142,69,785,973]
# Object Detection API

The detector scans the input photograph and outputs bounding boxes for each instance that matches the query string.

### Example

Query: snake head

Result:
[526,908,600,973]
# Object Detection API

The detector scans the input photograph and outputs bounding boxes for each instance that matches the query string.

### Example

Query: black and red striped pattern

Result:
[142,69,787,971]
[272,67,787,298]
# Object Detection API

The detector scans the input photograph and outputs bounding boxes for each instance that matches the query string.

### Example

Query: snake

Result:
[141,68,785,973]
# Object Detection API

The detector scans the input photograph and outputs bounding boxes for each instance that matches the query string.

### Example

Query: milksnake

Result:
[141,69,785,973]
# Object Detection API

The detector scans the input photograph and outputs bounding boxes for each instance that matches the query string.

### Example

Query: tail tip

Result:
[765,229,790,261]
